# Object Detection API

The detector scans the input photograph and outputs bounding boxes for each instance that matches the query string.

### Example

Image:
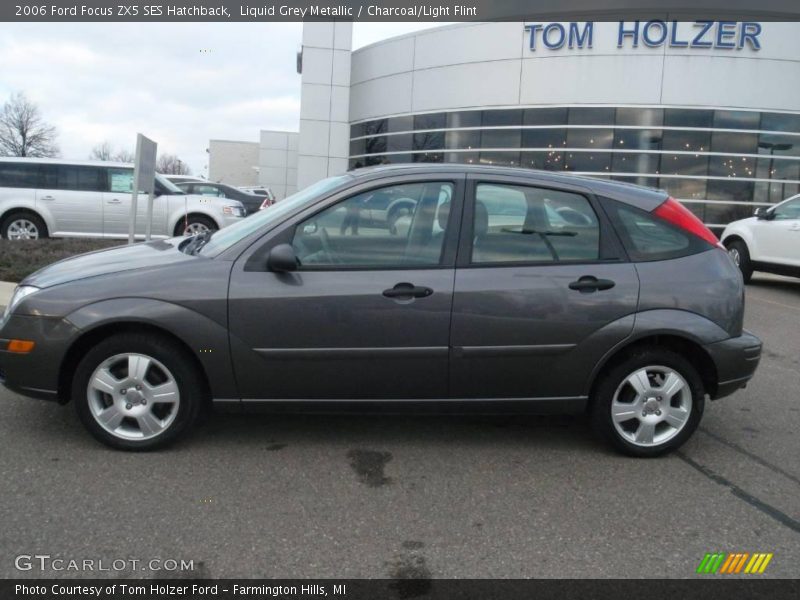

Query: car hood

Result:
[23,238,194,289]
[723,216,757,231]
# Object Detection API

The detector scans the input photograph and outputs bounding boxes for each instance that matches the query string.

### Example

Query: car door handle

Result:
[383,282,434,299]
[107,199,122,204]
[40,195,55,201]
[569,276,616,293]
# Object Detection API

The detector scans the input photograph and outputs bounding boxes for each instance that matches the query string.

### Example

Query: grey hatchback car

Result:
[0,165,761,456]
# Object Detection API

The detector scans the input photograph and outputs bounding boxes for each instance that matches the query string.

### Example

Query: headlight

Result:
[223,205,246,218]
[1,285,39,324]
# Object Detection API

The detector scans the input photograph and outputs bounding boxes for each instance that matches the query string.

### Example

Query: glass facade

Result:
[348,107,800,227]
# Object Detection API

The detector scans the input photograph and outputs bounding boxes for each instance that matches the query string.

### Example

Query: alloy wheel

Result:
[728,247,741,266]
[6,219,40,240]
[610,365,692,447]
[86,353,180,441]
[184,222,210,236]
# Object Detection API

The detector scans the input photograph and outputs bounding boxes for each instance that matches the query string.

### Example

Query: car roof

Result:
[0,157,134,169]
[346,163,668,211]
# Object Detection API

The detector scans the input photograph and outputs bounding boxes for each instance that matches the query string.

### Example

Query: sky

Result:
[0,22,449,175]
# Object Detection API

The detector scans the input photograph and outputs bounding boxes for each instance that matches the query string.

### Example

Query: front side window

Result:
[292,181,454,268]
[471,183,600,264]
[773,197,800,220]
[108,168,134,193]
[194,184,225,197]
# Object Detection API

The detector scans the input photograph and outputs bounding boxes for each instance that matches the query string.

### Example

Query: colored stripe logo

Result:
[696,552,773,574]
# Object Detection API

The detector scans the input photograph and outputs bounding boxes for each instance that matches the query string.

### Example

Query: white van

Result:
[0,158,246,240]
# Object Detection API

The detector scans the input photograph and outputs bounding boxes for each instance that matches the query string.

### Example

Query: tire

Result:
[72,333,204,451]
[176,215,217,237]
[726,239,753,283]
[1,211,49,240]
[591,348,705,457]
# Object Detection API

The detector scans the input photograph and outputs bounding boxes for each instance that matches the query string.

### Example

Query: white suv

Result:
[721,194,800,282]
[0,158,246,240]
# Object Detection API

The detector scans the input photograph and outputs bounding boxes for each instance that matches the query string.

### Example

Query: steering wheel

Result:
[318,226,340,264]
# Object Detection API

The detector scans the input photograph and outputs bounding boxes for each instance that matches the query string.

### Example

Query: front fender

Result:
[65,297,237,400]
[167,207,223,234]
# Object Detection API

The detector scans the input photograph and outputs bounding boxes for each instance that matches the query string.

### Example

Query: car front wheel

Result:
[176,215,217,237]
[726,240,753,283]
[591,348,704,457]
[73,333,204,450]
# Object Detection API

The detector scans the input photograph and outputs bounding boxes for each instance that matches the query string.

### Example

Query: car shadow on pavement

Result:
[747,275,800,294]
[186,410,603,454]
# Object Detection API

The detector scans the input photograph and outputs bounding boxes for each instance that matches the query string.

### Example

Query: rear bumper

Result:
[703,330,762,400]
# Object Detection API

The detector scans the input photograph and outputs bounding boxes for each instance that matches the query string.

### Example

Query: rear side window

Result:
[471,183,601,264]
[41,165,107,192]
[604,199,707,261]
[0,163,41,188]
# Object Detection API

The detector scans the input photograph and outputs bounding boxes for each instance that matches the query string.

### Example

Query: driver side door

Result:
[227,175,464,401]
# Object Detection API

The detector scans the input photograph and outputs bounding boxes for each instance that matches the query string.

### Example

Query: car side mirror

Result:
[755,208,773,220]
[267,244,299,272]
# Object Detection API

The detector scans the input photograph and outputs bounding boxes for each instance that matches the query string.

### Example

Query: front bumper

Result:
[704,330,762,400]
[0,314,78,402]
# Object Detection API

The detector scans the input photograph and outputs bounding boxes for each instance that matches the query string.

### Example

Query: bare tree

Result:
[156,153,191,175]
[89,141,114,161]
[89,141,135,163]
[113,149,135,163]
[0,92,59,157]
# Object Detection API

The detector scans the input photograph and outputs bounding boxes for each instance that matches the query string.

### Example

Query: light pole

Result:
[758,141,793,202]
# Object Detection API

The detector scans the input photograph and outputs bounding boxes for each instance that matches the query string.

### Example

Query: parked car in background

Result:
[0,165,760,456]
[240,185,276,201]
[0,158,246,240]
[721,193,800,282]
[175,181,264,215]
[164,175,206,185]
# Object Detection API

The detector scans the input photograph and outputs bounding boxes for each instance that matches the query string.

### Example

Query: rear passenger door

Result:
[38,164,104,236]
[450,176,639,401]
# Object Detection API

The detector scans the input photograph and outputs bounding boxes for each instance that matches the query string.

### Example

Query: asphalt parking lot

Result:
[1,274,798,580]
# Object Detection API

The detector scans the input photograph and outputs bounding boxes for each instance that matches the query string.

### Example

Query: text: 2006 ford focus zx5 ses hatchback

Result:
[0,165,761,456]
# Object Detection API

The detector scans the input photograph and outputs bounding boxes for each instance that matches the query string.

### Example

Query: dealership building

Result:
[209,20,800,228]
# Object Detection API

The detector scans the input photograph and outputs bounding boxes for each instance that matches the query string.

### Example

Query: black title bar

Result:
[3,0,800,22]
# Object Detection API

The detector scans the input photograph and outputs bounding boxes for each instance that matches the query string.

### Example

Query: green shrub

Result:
[0,239,122,283]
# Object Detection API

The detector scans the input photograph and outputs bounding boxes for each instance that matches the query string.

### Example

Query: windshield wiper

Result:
[501,227,578,237]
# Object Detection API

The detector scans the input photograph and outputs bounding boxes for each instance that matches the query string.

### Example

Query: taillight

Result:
[653,197,722,248]
[259,198,270,210]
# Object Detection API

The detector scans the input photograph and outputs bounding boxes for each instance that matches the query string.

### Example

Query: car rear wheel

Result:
[1,212,48,240]
[726,240,753,283]
[73,333,204,451]
[591,348,704,457]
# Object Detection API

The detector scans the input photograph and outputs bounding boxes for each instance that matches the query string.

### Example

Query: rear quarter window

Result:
[604,198,708,262]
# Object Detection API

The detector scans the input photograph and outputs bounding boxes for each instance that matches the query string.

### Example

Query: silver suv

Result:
[0,158,246,240]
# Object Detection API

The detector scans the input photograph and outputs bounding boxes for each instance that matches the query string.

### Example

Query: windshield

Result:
[198,174,351,256]
[156,173,185,194]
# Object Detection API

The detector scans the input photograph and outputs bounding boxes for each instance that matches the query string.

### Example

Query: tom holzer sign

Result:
[525,21,763,51]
